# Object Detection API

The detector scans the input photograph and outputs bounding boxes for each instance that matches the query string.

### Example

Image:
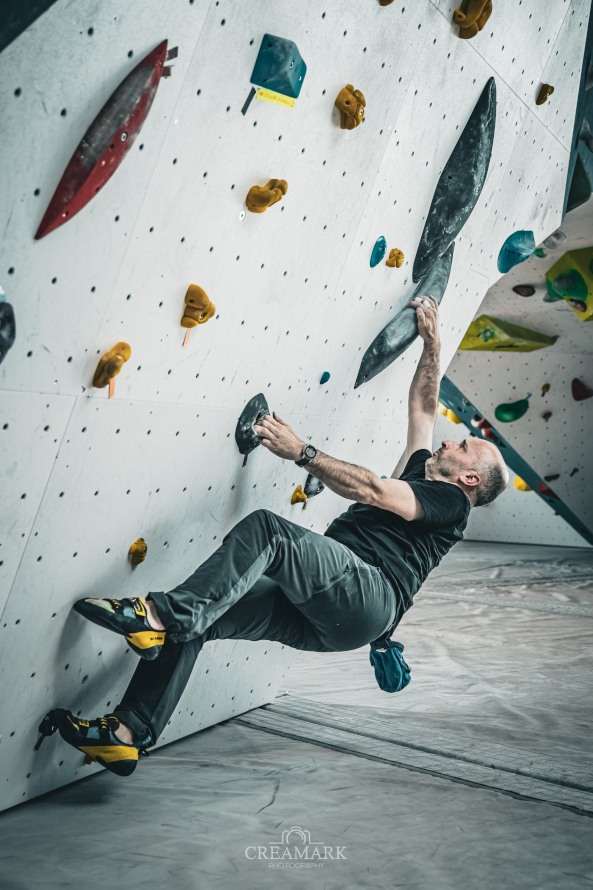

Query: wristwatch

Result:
[295,444,317,467]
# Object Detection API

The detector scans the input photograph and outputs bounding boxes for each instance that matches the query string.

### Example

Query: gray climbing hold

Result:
[355,242,455,388]
[579,118,593,154]
[235,393,270,459]
[0,302,16,365]
[304,474,325,498]
[413,77,496,283]
[542,229,567,250]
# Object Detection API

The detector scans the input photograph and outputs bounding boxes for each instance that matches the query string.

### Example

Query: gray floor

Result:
[2,541,593,889]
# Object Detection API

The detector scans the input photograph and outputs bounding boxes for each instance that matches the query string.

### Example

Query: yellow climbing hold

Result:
[386,248,404,268]
[536,84,554,106]
[447,409,463,424]
[437,402,448,416]
[335,85,366,130]
[246,179,288,213]
[291,485,308,507]
[128,538,148,566]
[93,342,131,389]
[453,0,492,39]
[513,476,532,492]
[542,383,550,394]
[181,285,216,328]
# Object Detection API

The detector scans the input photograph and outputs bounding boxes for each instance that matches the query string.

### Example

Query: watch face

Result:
[304,445,316,459]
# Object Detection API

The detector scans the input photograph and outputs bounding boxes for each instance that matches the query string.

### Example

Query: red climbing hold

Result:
[36,41,173,239]
[476,417,491,429]
[537,481,560,500]
[512,285,535,297]
[482,428,498,442]
[542,411,552,420]
[572,378,593,401]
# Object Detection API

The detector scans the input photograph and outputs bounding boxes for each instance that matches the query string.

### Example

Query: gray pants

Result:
[114,509,397,745]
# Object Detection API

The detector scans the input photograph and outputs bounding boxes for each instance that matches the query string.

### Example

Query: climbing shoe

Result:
[73,596,165,660]
[34,709,150,777]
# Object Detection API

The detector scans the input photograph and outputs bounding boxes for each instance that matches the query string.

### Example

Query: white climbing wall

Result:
[446,195,593,547]
[0,0,588,810]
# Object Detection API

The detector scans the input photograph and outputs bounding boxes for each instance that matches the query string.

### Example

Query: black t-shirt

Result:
[324,449,470,627]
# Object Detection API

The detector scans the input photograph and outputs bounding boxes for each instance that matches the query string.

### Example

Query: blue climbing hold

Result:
[250,34,307,99]
[320,371,330,384]
[497,231,536,273]
[370,236,387,268]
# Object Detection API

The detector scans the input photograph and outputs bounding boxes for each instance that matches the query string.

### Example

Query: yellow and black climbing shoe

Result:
[73,596,165,660]
[34,710,150,777]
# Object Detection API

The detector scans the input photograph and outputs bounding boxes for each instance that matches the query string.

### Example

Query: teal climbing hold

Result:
[250,34,307,99]
[370,236,387,268]
[497,231,535,273]
[320,371,331,384]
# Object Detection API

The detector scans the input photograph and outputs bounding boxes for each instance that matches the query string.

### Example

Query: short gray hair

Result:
[474,459,507,507]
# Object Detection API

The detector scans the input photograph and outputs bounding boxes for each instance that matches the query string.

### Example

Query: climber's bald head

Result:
[425,437,509,507]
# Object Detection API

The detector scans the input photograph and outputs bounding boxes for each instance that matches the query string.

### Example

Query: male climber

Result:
[36,296,508,775]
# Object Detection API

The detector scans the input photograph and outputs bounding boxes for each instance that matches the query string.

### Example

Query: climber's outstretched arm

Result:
[405,296,441,458]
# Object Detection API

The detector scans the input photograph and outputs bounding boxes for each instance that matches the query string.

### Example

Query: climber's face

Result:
[426,437,507,486]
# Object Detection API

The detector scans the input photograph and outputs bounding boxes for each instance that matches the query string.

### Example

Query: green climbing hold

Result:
[494,396,530,423]
[544,278,565,302]
[550,269,588,300]
[320,371,330,384]
[534,248,547,258]
[478,327,495,342]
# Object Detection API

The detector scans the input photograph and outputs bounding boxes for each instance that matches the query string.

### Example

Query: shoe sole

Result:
[51,709,138,777]
[73,599,164,660]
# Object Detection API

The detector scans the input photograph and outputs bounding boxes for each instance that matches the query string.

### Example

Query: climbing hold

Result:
[36,41,175,239]
[570,467,579,477]
[459,315,556,352]
[533,248,547,258]
[250,34,307,100]
[453,0,492,39]
[513,476,531,492]
[319,371,331,384]
[470,413,491,430]
[235,393,270,466]
[413,78,495,283]
[537,481,560,500]
[356,243,455,387]
[0,301,16,366]
[335,84,366,130]
[541,383,550,394]
[304,474,325,499]
[128,538,147,566]
[386,248,404,268]
[536,84,554,106]
[578,119,593,153]
[370,236,387,268]
[497,231,535,273]
[566,155,592,213]
[291,485,307,508]
[546,247,593,321]
[181,285,215,346]
[380,0,396,4]
[482,427,503,445]
[93,342,131,397]
[542,411,552,420]
[543,230,567,250]
[544,474,560,482]
[494,395,530,423]
[572,378,593,401]
[446,409,463,424]
[439,403,449,417]
[512,285,535,297]
[246,179,287,213]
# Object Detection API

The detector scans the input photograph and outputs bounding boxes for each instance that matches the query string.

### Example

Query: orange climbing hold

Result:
[181,285,215,345]
[335,85,366,130]
[453,0,492,39]
[128,538,147,566]
[386,248,404,268]
[536,84,554,106]
[246,179,288,213]
[93,342,131,396]
[291,485,308,508]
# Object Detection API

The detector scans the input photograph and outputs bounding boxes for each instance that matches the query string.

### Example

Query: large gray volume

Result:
[412,77,496,283]
[355,243,455,388]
